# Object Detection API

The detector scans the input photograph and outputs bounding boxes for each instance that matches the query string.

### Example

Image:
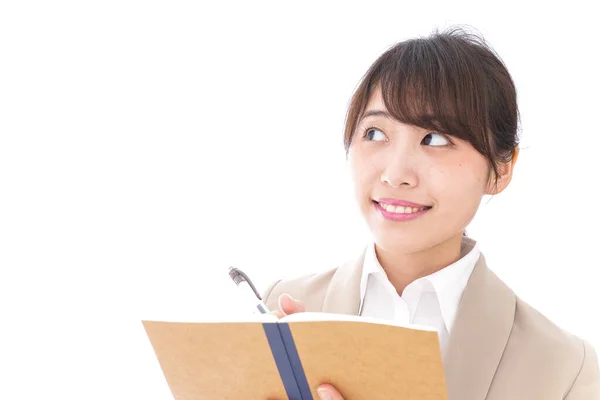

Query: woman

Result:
[262,28,600,400]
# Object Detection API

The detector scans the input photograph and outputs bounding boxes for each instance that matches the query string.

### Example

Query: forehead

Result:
[365,87,385,111]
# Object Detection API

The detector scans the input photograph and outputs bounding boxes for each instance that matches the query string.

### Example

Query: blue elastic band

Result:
[277,323,312,399]
[262,323,312,399]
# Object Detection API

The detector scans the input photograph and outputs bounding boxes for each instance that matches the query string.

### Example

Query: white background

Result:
[1,1,599,399]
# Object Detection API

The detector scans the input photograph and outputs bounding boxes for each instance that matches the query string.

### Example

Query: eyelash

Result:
[359,126,455,146]
[360,126,383,140]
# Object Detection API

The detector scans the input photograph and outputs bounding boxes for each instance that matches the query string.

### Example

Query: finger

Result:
[278,294,297,315]
[317,383,344,400]
[278,293,306,315]
[270,309,285,319]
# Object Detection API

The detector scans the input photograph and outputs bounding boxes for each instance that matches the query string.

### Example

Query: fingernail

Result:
[317,388,333,400]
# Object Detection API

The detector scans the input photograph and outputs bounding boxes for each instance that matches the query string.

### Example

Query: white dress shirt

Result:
[359,237,480,354]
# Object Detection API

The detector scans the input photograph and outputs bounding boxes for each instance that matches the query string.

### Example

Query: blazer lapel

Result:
[321,248,365,315]
[443,253,516,400]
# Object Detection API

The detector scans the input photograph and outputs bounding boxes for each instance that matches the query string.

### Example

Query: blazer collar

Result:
[322,247,516,400]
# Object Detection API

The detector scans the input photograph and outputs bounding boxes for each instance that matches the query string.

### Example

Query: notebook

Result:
[142,312,448,400]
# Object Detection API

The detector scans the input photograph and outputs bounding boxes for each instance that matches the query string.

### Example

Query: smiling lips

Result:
[373,198,432,220]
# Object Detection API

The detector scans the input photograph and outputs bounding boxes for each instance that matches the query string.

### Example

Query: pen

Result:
[228,266,270,314]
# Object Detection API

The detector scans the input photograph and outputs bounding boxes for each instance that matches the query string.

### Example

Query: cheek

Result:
[348,148,379,197]
[431,164,486,211]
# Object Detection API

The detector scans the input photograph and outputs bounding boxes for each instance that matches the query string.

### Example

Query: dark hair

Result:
[343,26,520,187]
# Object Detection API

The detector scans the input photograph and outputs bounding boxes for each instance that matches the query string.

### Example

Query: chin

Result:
[371,228,429,253]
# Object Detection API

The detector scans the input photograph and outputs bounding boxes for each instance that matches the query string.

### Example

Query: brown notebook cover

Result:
[142,312,448,400]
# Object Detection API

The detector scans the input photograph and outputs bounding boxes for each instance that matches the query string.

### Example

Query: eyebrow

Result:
[360,109,393,121]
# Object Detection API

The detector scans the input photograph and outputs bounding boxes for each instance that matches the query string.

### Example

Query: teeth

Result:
[380,203,427,214]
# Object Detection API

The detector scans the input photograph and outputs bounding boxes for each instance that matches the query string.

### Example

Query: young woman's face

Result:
[348,87,495,253]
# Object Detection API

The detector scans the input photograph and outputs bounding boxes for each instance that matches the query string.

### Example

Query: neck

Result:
[374,233,463,295]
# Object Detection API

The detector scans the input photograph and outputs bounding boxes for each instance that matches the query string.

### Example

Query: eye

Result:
[364,127,386,141]
[422,132,451,147]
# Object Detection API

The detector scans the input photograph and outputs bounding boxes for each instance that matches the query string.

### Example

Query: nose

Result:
[380,147,419,189]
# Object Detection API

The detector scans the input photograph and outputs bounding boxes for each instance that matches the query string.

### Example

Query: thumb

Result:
[278,293,306,315]
[318,384,344,400]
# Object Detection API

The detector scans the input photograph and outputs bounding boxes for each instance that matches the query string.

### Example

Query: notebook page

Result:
[141,313,278,324]
[279,311,436,331]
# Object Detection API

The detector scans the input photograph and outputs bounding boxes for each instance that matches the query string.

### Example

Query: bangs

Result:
[376,38,490,149]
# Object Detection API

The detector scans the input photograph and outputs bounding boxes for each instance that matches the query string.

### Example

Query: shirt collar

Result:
[358,236,480,332]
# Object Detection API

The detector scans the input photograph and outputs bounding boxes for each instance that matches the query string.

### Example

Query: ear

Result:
[485,147,519,195]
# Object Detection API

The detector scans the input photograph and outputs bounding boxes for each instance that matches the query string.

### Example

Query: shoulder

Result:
[261,246,367,312]
[503,294,600,396]
[512,296,588,361]
[261,266,339,312]
[481,257,590,367]
[512,296,581,351]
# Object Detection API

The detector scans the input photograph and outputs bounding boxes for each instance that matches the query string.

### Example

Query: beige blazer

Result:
[262,249,600,400]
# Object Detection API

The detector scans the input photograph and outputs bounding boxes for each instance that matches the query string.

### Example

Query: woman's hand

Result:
[270,293,306,319]
[269,295,345,400]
